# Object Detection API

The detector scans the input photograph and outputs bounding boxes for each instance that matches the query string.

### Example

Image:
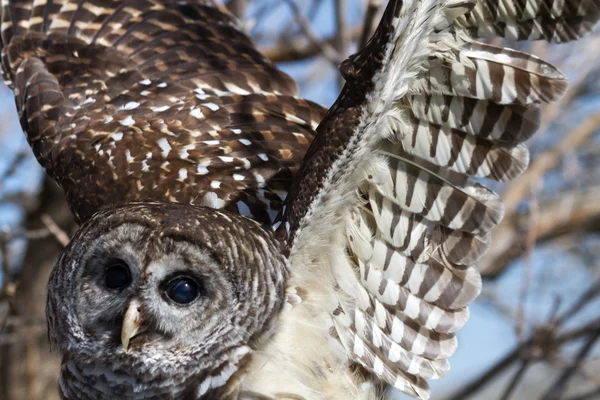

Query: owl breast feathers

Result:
[1,0,598,399]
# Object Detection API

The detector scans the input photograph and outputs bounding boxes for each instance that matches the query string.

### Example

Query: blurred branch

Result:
[517,194,538,340]
[359,0,382,48]
[1,231,11,290]
[564,387,600,400]
[0,229,17,333]
[0,227,53,242]
[480,112,600,276]
[541,325,600,400]
[499,359,532,400]
[334,0,349,88]
[537,38,600,134]
[500,295,560,400]
[334,0,349,56]
[40,214,69,247]
[281,0,343,65]
[0,150,27,185]
[448,279,600,400]
[0,179,74,400]
[505,112,600,216]
[447,344,522,400]
[479,186,600,276]
[449,318,600,400]
[261,0,383,63]
[262,26,361,62]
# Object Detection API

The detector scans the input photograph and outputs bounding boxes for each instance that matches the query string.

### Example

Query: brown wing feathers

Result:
[1,0,324,224]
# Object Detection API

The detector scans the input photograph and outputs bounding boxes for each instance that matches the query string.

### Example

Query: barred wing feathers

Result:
[455,0,600,42]
[281,0,598,397]
[0,0,324,224]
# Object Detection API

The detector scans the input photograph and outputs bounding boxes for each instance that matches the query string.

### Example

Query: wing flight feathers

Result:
[284,0,599,397]
[454,0,600,42]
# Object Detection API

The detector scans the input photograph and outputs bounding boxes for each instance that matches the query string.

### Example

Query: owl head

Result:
[46,203,288,398]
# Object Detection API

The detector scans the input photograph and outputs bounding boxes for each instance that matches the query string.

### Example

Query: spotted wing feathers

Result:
[283,0,597,398]
[1,0,324,224]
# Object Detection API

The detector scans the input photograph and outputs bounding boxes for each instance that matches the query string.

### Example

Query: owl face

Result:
[47,203,288,398]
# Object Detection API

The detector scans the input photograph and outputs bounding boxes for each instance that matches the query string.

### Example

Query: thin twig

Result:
[504,112,600,219]
[448,280,600,400]
[334,0,349,88]
[447,345,523,400]
[0,150,28,185]
[262,26,362,62]
[517,193,539,341]
[481,111,600,276]
[0,230,12,291]
[501,360,532,400]
[359,0,382,49]
[480,186,600,276]
[555,279,600,327]
[282,0,343,65]
[541,326,600,400]
[40,214,69,247]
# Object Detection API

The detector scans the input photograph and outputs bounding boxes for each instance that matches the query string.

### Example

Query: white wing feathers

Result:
[283,0,599,398]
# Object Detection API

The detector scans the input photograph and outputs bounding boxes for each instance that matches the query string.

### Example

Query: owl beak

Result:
[121,300,144,352]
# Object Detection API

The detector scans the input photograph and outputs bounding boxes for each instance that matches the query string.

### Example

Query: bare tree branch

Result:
[479,186,600,276]
[499,359,532,400]
[282,0,343,65]
[334,0,349,88]
[517,193,539,341]
[541,326,600,400]
[0,150,28,185]
[448,319,600,400]
[448,279,600,400]
[480,112,600,276]
[359,0,382,49]
[564,386,600,400]
[0,180,73,400]
[40,214,69,247]
[505,112,600,215]
[262,26,361,62]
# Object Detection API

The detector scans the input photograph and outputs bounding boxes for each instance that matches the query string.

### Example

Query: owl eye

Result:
[164,277,199,304]
[104,260,132,290]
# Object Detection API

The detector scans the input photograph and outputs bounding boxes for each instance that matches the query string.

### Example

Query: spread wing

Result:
[281,0,599,397]
[0,0,324,224]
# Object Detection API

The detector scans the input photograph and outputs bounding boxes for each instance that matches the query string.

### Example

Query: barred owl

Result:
[1,0,598,398]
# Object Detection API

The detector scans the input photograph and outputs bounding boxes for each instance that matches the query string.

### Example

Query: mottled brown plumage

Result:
[1,0,323,224]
